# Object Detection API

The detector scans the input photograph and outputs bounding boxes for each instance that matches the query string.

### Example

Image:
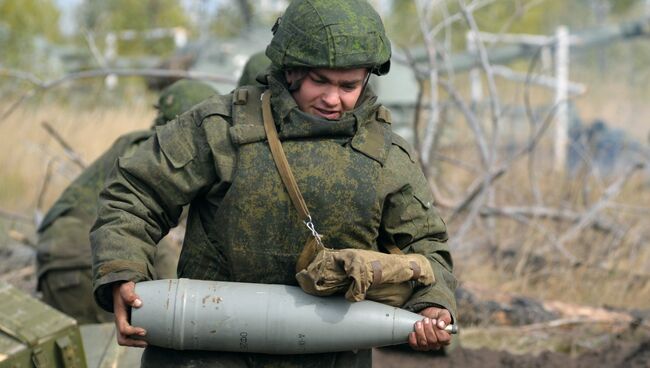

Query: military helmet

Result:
[154,79,217,126]
[265,0,391,75]
[237,51,272,87]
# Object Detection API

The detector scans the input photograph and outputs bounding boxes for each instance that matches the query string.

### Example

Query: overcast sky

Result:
[54,0,82,35]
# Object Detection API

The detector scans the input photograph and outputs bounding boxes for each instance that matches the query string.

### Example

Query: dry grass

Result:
[439,126,650,309]
[414,61,650,311]
[0,101,154,213]
[434,70,650,310]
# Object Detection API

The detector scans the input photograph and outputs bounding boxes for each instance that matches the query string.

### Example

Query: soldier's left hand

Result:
[113,281,148,348]
[408,306,452,351]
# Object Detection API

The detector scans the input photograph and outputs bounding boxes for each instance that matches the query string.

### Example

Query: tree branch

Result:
[479,205,624,236]
[41,121,87,169]
[0,67,237,122]
[448,99,556,223]
[554,162,646,263]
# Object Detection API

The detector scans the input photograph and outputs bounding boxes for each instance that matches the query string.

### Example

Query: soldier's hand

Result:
[113,281,148,348]
[408,306,452,351]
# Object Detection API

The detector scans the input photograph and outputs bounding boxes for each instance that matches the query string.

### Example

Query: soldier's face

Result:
[286,68,368,120]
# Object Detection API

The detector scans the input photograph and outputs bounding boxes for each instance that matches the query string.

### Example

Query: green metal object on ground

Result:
[0,281,87,368]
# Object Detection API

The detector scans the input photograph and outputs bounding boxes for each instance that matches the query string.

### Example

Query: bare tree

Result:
[402,0,650,274]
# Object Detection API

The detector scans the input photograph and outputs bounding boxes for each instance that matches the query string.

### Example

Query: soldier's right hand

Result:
[113,281,148,347]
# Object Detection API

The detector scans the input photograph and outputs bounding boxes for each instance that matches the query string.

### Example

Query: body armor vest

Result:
[176,85,394,286]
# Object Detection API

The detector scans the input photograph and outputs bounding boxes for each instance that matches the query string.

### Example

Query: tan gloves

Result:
[295,239,435,307]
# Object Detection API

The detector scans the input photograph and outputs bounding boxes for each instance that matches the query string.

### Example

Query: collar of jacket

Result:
[265,72,380,141]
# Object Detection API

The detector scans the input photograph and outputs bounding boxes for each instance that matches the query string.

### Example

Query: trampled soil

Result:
[3,240,650,368]
[373,333,650,368]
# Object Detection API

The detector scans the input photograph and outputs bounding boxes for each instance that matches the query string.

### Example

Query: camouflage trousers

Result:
[40,268,113,324]
[40,237,180,324]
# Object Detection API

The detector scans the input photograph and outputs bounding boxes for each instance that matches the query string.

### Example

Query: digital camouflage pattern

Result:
[92,1,454,366]
[91,70,456,367]
[237,51,271,87]
[265,0,391,75]
[37,130,154,324]
[37,80,216,324]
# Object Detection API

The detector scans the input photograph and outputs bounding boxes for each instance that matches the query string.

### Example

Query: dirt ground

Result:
[3,238,650,368]
[373,332,650,368]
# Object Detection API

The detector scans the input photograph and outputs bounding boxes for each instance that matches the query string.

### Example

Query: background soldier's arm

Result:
[91,110,233,312]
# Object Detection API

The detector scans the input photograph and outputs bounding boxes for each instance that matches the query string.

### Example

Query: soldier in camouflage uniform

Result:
[36,80,216,324]
[91,0,457,366]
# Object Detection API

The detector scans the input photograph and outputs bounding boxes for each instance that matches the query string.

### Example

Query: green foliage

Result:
[0,0,61,66]
[472,0,564,34]
[209,0,279,37]
[384,0,565,50]
[385,1,421,46]
[77,0,190,57]
[608,0,638,14]
[210,4,247,38]
[384,0,645,51]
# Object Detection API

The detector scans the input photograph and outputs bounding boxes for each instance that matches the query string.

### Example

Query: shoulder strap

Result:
[349,106,393,165]
[261,91,323,244]
[260,91,400,254]
[382,243,404,255]
[191,94,232,124]
[232,87,263,126]
[229,87,267,145]
[261,91,310,221]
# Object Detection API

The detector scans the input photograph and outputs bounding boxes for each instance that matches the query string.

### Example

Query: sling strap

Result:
[261,91,323,244]
[260,90,402,254]
[382,243,403,255]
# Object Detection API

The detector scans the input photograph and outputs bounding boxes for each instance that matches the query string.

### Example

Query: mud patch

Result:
[373,327,650,368]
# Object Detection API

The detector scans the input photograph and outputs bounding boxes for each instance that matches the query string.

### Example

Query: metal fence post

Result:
[104,32,118,89]
[466,31,483,111]
[554,26,569,172]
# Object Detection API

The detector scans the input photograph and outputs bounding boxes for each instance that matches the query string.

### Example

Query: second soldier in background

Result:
[36,80,217,324]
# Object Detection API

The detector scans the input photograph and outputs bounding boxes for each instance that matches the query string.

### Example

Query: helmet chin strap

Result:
[355,69,372,109]
[285,69,308,92]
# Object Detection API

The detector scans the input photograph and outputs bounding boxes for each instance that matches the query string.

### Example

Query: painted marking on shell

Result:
[202,295,223,305]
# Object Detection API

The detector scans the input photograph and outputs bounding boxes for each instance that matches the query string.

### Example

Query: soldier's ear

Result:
[285,70,297,85]
[285,69,308,92]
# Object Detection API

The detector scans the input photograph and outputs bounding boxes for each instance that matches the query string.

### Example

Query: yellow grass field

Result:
[0,100,154,212]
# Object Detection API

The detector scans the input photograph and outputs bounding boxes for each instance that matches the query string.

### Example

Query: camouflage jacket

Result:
[91,73,457,366]
[36,130,153,278]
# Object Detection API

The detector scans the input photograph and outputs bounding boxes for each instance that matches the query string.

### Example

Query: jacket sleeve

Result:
[90,113,233,312]
[379,142,457,322]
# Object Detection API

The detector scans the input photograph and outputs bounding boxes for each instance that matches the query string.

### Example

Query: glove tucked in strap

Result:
[296,248,434,307]
[262,90,435,307]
